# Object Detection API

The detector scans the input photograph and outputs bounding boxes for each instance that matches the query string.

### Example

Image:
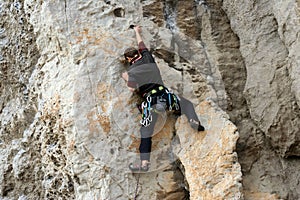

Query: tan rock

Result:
[175,100,242,199]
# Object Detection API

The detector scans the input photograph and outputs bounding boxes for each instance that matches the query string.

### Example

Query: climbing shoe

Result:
[190,119,205,132]
[129,162,150,172]
[198,124,205,131]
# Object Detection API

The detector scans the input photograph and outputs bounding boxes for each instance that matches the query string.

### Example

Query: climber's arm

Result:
[133,25,156,64]
[134,26,147,51]
[134,26,143,45]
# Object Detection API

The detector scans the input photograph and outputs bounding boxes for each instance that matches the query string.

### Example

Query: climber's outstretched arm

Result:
[134,26,143,44]
[134,26,147,51]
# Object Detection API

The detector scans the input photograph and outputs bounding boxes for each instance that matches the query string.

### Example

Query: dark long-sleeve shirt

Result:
[127,42,164,97]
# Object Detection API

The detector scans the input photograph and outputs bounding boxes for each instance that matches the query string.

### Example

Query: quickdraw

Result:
[140,96,152,127]
[173,94,180,110]
[166,89,180,111]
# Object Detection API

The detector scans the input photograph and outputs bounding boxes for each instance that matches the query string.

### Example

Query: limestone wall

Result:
[0,0,299,199]
[222,1,300,199]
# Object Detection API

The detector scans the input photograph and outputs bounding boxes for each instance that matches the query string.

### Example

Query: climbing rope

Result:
[134,173,141,200]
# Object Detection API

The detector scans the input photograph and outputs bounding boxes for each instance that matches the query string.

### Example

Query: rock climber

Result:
[122,25,205,172]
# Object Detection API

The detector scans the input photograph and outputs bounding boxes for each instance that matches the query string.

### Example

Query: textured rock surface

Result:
[175,100,242,199]
[0,0,299,199]
[222,0,300,199]
[223,0,300,157]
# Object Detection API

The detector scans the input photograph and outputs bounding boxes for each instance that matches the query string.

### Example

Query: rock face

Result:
[175,101,242,200]
[222,1,300,199]
[0,0,299,200]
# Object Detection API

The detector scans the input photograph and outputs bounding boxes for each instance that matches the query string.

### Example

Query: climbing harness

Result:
[139,86,180,127]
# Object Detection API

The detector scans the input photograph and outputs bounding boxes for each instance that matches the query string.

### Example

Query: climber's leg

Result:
[129,111,158,172]
[139,111,158,161]
[178,95,205,131]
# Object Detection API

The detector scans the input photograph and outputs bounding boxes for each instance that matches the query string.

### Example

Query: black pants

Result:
[139,95,200,161]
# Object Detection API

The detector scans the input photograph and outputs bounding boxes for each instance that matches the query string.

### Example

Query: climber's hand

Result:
[134,25,142,33]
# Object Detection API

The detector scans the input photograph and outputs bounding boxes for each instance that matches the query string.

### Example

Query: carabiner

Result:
[141,101,147,109]
[175,103,180,110]
[168,93,172,111]
[144,118,151,127]
[146,96,152,103]
[147,114,152,122]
